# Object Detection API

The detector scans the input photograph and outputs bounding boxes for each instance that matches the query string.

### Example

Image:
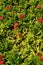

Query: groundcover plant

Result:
[0,0,43,65]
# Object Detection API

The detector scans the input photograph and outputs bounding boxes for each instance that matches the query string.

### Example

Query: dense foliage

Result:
[0,0,43,65]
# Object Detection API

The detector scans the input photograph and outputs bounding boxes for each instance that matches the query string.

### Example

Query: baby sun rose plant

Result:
[0,0,43,65]
[37,52,40,56]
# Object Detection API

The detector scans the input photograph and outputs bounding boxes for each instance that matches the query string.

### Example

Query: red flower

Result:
[18,34,22,38]
[7,5,12,10]
[13,22,18,29]
[0,16,3,20]
[19,13,24,19]
[0,54,3,59]
[40,57,43,61]
[37,52,40,56]
[37,18,43,23]
[36,5,41,9]
[0,60,4,64]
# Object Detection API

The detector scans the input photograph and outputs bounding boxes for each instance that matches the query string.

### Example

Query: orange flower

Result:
[36,5,41,9]
[0,60,4,64]
[13,22,18,29]
[0,54,3,59]
[0,16,3,20]
[19,13,24,19]
[40,57,43,61]
[7,5,12,10]
[37,18,43,23]
[18,34,22,38]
